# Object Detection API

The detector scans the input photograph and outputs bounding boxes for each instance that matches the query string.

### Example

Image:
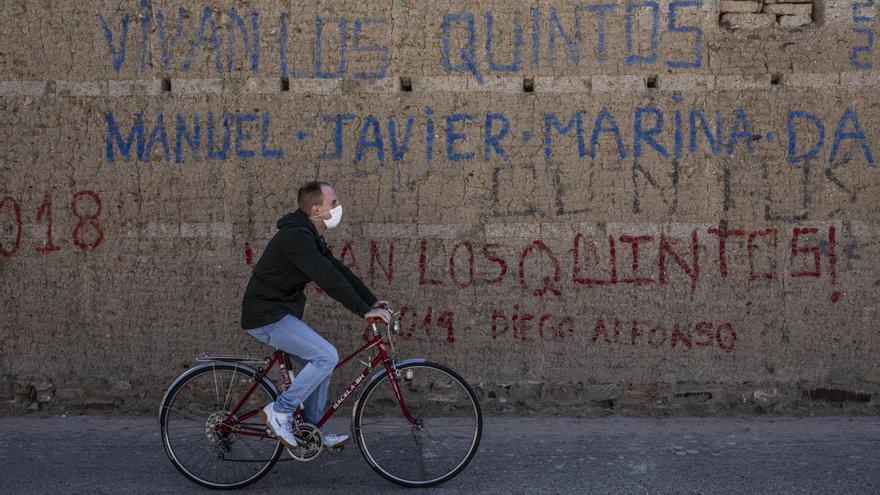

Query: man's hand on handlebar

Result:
[364,307,391,325]
[372,300,390,309]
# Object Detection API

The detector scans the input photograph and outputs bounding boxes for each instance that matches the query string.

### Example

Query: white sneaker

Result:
[260,403,298,448]
[322,431,350,449]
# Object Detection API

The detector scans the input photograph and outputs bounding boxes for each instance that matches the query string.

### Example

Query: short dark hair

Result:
[297,181,331,212]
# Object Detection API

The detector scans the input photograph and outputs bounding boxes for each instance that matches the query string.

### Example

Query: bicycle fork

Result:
[383,361,421,429]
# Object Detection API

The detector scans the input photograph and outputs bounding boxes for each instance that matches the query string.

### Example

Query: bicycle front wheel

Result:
[159,363,282,489]
[353,361,482,487]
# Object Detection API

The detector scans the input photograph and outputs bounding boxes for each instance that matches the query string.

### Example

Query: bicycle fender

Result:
[350,358,428,432]
[158,361,281,423]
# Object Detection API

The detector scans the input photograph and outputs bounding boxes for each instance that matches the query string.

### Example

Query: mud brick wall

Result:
[1,0,879,414]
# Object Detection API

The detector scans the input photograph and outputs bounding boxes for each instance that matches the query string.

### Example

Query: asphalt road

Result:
[1,414,878,494]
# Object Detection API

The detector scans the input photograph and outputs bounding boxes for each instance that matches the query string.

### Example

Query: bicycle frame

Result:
[216,331,416,440]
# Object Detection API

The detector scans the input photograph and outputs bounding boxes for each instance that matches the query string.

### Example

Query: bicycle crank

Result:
[285,423,323,462]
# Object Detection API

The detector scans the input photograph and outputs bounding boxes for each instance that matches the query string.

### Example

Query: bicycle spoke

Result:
[164,425,204,433]
[412,430,429,480]
[188,444,216,475]
[355,363,481,487]
[164,408,208,423]
[206,454,218,485]
[237,437,269,459]
[161,365,281,489]
[223,364,240,411]
[211,365,221,409]
[171,435,214,452]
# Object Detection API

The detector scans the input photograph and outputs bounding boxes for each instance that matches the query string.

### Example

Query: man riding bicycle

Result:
[240,181,391,449]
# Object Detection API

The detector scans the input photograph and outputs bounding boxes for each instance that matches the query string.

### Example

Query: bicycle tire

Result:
[353,361,482,487]
[159,362,282,489]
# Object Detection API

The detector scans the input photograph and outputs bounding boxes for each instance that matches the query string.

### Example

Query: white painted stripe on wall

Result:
[606,222,663,236]
[591,75,646,93]
[485,223,541,238]
[56,81,105,96]
[418,76,469,92]
[108,79,163,96]
[540,222,597,238]
[0,81,46,96]
[2,72,880,97]
[840,71,880,87]
[849,221,879,238]
[127,222,233,239]
[716,74,772,90]
[657,74,716,92]
[781,73,841,88]
[363,223,418,238]
[418,223,471,239]
[469,76,522,93]
[245,78,281,94]
[664,223,716,237]
[35,221,870,244]
[535,76,590,93]
[172,79,222,95]
[287,78,341,93]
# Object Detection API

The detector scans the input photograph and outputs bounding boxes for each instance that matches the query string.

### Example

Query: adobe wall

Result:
[1,0,878,414]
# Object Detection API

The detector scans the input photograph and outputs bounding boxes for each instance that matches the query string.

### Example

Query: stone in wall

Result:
[720,1,763,13]
[763,3,813,16]
[720,0,815,29]
[721,12,778,30]
[778,14,813,27]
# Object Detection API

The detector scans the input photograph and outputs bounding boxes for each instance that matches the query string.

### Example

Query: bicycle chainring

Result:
[285,423,324,462]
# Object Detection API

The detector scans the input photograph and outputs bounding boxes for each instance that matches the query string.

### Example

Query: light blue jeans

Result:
[247,314,339,424]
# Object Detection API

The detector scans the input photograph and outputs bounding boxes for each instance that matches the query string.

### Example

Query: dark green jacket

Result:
[240,209,377,330]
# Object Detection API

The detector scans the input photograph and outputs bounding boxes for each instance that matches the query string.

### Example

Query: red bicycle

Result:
[159,308,482,489]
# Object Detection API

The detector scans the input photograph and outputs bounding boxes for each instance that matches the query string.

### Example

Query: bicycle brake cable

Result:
[387,312,400,376]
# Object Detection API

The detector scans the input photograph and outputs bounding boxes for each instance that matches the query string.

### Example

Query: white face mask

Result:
[313,204,343,229]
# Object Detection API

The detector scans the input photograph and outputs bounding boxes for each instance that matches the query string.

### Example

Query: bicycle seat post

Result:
[278,352,296,388]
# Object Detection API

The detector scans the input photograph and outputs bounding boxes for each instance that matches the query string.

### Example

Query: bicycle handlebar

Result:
[366,306,401,338]
[366,304,393,325]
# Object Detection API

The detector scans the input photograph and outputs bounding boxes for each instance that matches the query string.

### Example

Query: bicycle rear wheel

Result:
[159,363,282,489]
[353,361,482,487]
